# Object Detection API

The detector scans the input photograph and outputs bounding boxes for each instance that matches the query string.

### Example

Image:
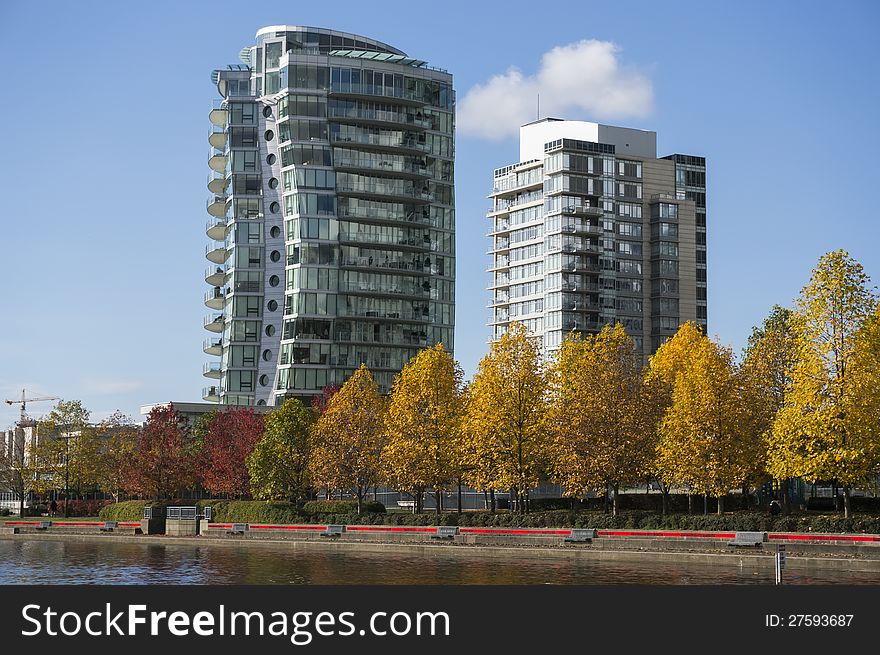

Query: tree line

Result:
[3,249,879,518]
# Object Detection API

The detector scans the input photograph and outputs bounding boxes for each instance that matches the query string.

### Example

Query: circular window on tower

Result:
[263,106,272,118]
[269,202,280,214]
[262,349,272,361]
[266,153,276,166]
[270,250,281,262]
[265,130,274,142]
[259,374,269,387]
[267,299,278,312]
[269,225,281,238]
[268,177,279,189]
[269,275,280,287]
[265,324,276,337]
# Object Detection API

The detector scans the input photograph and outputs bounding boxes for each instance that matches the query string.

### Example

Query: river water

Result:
[1,539,878,585]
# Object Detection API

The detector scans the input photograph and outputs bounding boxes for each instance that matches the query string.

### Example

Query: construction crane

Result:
[4,389,60,426]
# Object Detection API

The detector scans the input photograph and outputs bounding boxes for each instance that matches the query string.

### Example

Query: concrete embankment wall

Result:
[5,520,880,573]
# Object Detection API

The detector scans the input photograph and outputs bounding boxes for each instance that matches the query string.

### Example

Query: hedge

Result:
[95,502,880,534]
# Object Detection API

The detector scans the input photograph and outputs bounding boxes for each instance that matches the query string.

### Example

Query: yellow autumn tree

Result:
[644,321,706,512]
[649,323,763,514]
[462,322,546,513]
[382,344,463,514]
[545,324,654,516]
[741,305,799,511]
[310,364,387,513]
[768,250,879,517]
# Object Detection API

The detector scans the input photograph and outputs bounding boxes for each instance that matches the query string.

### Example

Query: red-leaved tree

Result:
[311,384,340,415]
[199,408,265,498]
[125,405,194,500]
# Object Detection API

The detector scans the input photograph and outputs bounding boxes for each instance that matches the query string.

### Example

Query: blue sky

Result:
[1,0,878,426]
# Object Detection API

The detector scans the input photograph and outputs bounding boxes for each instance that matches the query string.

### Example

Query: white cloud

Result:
[457,40,653,140]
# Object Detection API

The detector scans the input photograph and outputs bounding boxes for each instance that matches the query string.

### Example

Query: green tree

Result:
[768,250,879,517]
[248,399,313,503]
[94,412,138,502]
[462,322,546,513]
[38,400,94,516]
[383,344,463,514]
[310,365,386,513]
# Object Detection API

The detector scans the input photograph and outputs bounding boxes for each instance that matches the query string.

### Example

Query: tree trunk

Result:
[356,487,363,515]
[660,482,669,517]
[843,486,851,519]
[687,492,693,515]
[741,484,749,510]
[435,489,441,516]
[717,495,724,515]
[703,494,708,515]
[612,482,620,518]
[489,489,496,514]
[457,478,462,514]
[782,479,791,515]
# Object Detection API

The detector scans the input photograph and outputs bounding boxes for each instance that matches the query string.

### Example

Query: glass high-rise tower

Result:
[204,26,455,406]
[488,118,706,358]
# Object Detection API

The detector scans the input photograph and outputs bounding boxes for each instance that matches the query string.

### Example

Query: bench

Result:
[227,523,249,536]
[431,526,459,540]
[727,531,767,547]
[320,524,345,538]
[35,521,52,531]
[565,528,598,543]
[100,521,118,532]
[397,500,415,509]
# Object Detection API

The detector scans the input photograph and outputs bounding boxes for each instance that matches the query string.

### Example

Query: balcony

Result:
[336,182,434,203]
[489,295,510,306]
[205,266,227,286]
[209,100,228,128]
[203,313,224,333]
[488,256,510,271]
[328,107,432,130]
[204,287,226,310]
[206,195,228,218]
[333,155,429,178]
[562,242,599,254]
[561,204,603,217]
[205,243,229,265]
[330,132,430,154]
[206,219,228,241]
[486,221,511,236]
[560,221,602,235]
[208,125,228,149]
[203,338,223,356]
[202,386,220,402]
[207,172,228,196]
[208,149,228,173]
[338,206,435,227]
[203,362,222,379]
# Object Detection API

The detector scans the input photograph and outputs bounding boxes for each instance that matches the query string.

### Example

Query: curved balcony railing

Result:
[334,155,429,177]
[203,338,223,356]
[204,287,226,310]
[205,266,227,286]
[202,385,220,401]
[209,100,228,128]
[330,132,430,153]
[205,243,230,265]
[206,219,228,241]
[203,313,224,332]
[203,362,222,379]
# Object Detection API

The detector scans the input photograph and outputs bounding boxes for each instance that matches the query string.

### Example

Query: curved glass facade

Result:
[205,26,455,405]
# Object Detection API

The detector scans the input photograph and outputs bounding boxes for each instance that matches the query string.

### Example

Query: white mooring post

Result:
[775,544,786,585]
